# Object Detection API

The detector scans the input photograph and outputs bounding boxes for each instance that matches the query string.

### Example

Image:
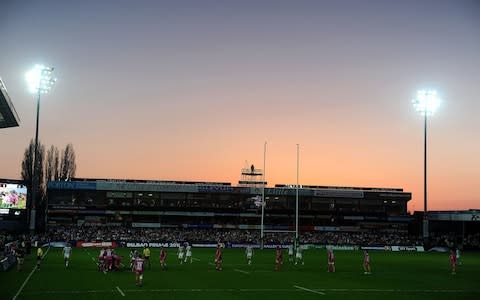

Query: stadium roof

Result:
[0,78,20,128]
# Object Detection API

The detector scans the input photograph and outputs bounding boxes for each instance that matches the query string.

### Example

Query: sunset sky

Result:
[1,0,479,211]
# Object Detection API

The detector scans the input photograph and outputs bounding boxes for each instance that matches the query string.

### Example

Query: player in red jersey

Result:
[105,248,113,271]
[275,246,283,271]
[327,248,335,273]
[449,250,457,275]
[113,253,123,271]
[134,255,145,286]
[215,244,223,271]
[159,247,167,270]
[363,250,371,274]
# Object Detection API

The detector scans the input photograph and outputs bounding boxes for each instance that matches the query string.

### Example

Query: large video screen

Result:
[0,183,27,209]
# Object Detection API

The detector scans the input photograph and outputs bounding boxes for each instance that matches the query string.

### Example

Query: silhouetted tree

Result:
[21,139,46,206]
[60,143,76,180]
[53,146,60,180]
[45,145,56,182]
[21,141,77,231]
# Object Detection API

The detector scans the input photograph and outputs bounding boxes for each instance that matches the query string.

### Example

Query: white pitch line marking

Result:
[116,286,125,297]
[85,250,106,274]
[192,257,201,261]
[20,288,480,295]
[294,285,326,295]
[12,247,50,300]
[234,269,251,275]
[26,290,115,294]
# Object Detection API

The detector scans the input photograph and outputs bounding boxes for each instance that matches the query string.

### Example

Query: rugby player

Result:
[63,243,72,268]
[185,243,193,264]
[275,246,283,271]
[143,246,151,268]
[159,247,167,269]
[327,248,335,272]
[215,244,223,271]
[134,254,145,286]
[245,245,253,265]
[36,246,44,271]
[363,250,371,274]
[295,245,304,265]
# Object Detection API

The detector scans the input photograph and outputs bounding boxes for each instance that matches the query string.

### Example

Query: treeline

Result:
[21,139,77,230]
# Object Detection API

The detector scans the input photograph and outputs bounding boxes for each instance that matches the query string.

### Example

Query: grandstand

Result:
[46,178,412,235]
[413,210,480,250]
[0,78,19,129]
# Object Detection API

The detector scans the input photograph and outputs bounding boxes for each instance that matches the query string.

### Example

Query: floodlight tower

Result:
[412,90,440,240]
[26,64,57,232]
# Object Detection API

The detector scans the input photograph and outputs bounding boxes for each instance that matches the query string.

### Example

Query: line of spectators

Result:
[428,232,480,249]
[41,226,423,246]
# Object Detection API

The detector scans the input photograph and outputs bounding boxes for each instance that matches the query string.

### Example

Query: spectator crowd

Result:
[40,226,424,246]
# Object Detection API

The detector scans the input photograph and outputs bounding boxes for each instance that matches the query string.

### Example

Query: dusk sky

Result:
[1,0,479,211]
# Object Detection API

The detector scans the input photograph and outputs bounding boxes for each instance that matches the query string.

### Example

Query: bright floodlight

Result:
[26,64,56,94]
[412,90,440,116]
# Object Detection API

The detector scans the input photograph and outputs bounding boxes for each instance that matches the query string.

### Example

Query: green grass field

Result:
[3,248,480,300]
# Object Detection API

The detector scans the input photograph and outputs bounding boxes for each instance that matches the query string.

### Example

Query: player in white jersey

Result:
[295,245,304,265]
[178,246,185,264]
[185,244,193,263]
[288,244,294,262]
[245,246,253,265]
[63,244,72,268]
[129,249,136,271]
[98,248,106,271]
[456,248,462,265]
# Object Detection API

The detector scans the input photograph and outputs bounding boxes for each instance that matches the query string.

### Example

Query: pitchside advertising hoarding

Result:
[51,240,425,252]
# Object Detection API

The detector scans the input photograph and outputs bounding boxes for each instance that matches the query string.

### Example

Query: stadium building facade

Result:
[47,178,412,233]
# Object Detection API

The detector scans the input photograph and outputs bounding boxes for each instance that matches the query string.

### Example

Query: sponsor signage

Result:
[391,246,425,252]
[304,244,358,251]
[97,182,197,193]
[191,243,218,248]
[230,243,261,249]
[48,181,97,190]
[262,244,291,249]
[314,189,364,198]
[250,187,311,196]
[48,242,70,248]
[327,245,357,251]
[125,242,181,248]
[361,246,392,251]
[76,241,116,248]
[360,245,425,252]
[197,185,234,193]
[428,212,480,222]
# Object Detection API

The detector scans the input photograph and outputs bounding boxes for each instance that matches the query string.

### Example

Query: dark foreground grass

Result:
[2,247,480,300]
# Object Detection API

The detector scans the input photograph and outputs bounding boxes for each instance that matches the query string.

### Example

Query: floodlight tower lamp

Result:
[412,90,440,116]
[26,64,57,94]
[25,64,56,232]
[411,89,441,241]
